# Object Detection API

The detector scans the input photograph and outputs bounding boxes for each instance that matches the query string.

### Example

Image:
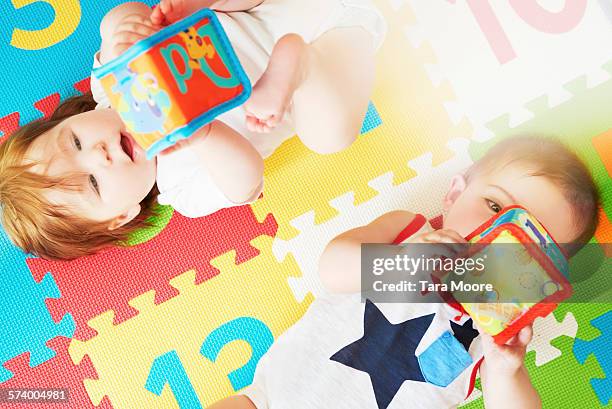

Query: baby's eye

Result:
[486,199,502,213]
[89,175,100,195]
[73,134,82,151]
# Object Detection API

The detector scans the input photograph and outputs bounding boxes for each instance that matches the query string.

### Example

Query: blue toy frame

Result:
[93,8,252,158]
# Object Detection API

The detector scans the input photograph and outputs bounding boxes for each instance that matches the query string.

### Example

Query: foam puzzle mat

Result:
[0,1,610,408]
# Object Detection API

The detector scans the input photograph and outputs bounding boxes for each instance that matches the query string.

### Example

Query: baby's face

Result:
[444,164,580,243]
[25,109,157,226]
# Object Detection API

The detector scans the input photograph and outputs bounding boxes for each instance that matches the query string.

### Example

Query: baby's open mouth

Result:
[120,132,135,162]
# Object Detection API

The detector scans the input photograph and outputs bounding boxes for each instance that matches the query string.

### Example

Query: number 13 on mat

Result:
[145,317,274,408]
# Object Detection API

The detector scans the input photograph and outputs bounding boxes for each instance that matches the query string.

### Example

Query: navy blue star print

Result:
[330,300,435,409]
[450,319,480,352]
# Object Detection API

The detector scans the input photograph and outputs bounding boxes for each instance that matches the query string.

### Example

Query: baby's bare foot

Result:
[244,34,307,133]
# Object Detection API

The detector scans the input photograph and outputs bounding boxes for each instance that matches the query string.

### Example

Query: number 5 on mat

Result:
[10,0,81,50]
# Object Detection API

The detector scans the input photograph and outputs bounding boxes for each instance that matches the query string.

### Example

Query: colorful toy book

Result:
[451,206,572,344]
[92,8,251,159]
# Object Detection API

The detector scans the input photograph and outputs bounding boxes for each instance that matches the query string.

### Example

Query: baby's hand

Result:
[159,123,213,156]
[405,229,468,279]
[151,0,188,26]
[109,14,159,59]
[480,325,533,375]
[408,229,467,245]
[407,229,468,257]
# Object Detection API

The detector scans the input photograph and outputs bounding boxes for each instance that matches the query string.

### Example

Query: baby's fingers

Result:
[418,230,466,245]
[159,139,188,155]
[112,32,147,53]
[424,231,468,255]
[436,229,468,244]
[265,115,281,128]
[158,0,184,23]
[507,325,533,347]
[150,6,165,25]
[112,43,133,57]
[159,0,174,16]
[117,23,157,40]
[118,13,156,27]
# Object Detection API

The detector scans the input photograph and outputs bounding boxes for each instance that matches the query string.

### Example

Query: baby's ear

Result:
[443,174,467,210]
[108,204,141,231]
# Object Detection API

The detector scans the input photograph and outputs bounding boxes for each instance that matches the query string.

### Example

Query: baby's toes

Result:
[265,115,281,129]
[246,115,259,132]
[251,117,271,133]
[254,119,267,133]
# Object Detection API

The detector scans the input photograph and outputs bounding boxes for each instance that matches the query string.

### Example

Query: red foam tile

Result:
[2,337,112,409]
[74,78,91,95]
[33,93,61,119]
[0,112,20,142]
[27,207,277,340]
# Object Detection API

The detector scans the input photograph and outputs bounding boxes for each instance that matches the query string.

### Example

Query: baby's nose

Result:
[95,143,112,166]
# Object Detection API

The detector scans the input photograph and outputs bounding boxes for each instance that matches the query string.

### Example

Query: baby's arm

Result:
[162,120,264,204]
[319,212,470,293]
[318,211,417,294]
[480,326,542,409]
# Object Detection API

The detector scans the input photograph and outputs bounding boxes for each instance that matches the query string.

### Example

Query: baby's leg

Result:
[245,28,376,154]
[293,27,376,154]
[244,34,308,133]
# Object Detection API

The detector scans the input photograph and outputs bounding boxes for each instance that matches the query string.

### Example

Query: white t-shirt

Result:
[243,215,484,409]
[91,0,386,217]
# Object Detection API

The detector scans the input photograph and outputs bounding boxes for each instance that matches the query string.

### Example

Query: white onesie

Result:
[91,0,386,217]
[243,215,484,409]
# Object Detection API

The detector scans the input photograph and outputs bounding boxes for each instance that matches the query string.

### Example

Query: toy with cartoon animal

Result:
[93,8,251,159]
[179,26,216,70]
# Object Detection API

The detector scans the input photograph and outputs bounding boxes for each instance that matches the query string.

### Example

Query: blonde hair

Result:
[0,93,159,260]
[465,136,600,254]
